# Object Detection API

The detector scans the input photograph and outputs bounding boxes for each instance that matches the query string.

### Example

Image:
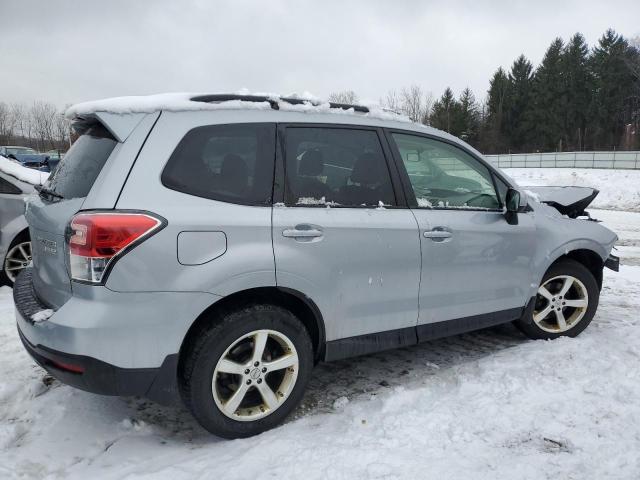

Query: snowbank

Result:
[65,90,410,123]
[505,167,640,212]
[0,155,48,185]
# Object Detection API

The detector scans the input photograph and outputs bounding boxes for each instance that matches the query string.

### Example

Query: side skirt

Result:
[323,307,523,362]
[416,307,523,342]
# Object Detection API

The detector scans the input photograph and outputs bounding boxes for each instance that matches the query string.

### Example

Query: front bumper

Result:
[605,254,620,272]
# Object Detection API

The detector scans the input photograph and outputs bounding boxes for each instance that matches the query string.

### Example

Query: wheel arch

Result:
[178,286,326,367]
[547,248,605,290]
[11,227,30,244]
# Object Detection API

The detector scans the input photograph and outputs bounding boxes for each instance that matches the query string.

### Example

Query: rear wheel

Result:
[516,259,599,339]
[179,304,313,438]
[1,233,31,287]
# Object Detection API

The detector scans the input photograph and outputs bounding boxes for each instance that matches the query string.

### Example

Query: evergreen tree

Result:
[589,29,636,149]
[562,33,592,150]
[528,38,566,151]
[483,67,511,153]
[507,55,534,152]
[429,88,461,135]
[458,87,480,144]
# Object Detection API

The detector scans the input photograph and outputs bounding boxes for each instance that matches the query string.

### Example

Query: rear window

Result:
[161,123,276,205]
[45,124,117,199]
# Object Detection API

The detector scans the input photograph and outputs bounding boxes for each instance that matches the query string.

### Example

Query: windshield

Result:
[7,147,38,155]
[44,124,117,199]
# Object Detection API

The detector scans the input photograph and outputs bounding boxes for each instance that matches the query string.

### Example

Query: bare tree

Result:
[11,103,30,143]
[30,101,58,151]
[0,102,13,144]
[327,90,359,104]
[421,91,434,125]
[54,109,72,148]
[380,89,401,112]
[399,85,425,123]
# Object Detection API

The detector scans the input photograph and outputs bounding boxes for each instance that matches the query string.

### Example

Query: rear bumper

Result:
[17,327,179,405]
[13,268,220,405]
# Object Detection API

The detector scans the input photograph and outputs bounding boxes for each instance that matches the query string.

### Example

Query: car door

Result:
[387,131,536,336]
[272,125,421,356]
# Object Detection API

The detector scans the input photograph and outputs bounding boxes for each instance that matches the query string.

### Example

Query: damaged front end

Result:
[525,185,620,272]
[525,186,599,219]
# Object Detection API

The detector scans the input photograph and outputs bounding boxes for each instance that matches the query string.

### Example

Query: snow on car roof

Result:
[65,90,411,123]
[0,155,49,185]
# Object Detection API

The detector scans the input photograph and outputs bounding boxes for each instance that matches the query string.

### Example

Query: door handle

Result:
[423,229,452,239]
[282,226,324,238]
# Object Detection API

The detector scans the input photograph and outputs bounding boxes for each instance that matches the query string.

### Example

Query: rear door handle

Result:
[282,226,324,238]
[423,229,452,240]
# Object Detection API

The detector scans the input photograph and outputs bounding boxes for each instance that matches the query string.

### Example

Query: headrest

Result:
[298,149,324,176]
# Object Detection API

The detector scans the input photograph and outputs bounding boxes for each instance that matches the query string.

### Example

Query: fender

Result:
[528,238,609,299]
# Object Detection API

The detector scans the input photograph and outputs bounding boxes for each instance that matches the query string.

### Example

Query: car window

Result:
[162,123,276,205]
[391,133,500,210]
[0,176,22,194]
[494,175,509,207]
[44,124,117,199]
[284,127,395,207]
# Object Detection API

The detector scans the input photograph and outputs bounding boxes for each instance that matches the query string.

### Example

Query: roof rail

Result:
[190,94,370,113]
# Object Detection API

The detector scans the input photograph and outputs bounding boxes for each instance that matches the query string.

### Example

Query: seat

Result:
[338,152,394,206]
[219,154,249,197]
[295,149,330,201]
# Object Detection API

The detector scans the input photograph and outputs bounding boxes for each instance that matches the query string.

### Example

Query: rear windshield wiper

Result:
[35,185,64,200]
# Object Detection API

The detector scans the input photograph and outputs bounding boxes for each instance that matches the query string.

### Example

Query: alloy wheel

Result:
[533,275,589,333]
[4,241,32,283]
[212,329,299,421]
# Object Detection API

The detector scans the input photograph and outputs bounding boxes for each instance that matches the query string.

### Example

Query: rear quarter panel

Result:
[109,110,276,295]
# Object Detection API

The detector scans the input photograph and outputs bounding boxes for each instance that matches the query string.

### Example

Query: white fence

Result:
[484,151,640,170]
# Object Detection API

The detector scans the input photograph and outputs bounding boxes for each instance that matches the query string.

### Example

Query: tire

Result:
[516,259,599,340]
[1,232,31,287]
[179,304,314,439]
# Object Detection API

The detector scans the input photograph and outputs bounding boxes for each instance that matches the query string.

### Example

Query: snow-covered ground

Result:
[1,170,640,479]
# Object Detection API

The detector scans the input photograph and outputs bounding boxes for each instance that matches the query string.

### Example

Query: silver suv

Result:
[14,93,618,438]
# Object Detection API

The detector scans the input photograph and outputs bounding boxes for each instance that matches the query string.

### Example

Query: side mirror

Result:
[505,188,520,225]
[505,188,520,213]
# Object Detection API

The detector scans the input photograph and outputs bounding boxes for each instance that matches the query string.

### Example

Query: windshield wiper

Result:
[35,185,64,200]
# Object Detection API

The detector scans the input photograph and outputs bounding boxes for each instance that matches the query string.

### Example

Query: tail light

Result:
[68,212,164,284]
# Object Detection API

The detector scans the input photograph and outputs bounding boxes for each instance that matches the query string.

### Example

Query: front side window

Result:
[284,127,395,207]
[392,133,500,210]
[162,123,276,205]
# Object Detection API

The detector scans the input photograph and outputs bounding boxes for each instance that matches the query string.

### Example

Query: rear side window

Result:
[45,124,117,199]
[162,123,276,205]
[284,127,396,207]
[0,177,22,194]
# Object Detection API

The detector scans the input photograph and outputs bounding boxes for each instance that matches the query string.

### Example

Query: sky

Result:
[1,0,639,109]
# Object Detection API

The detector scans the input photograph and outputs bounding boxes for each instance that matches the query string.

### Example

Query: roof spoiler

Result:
[71,112,147,142]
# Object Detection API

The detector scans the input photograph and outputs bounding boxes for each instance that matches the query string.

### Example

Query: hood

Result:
[525,186,599,218]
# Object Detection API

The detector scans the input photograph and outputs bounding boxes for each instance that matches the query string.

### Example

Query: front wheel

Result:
[516,259,600,340]
[179,304,313,438]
